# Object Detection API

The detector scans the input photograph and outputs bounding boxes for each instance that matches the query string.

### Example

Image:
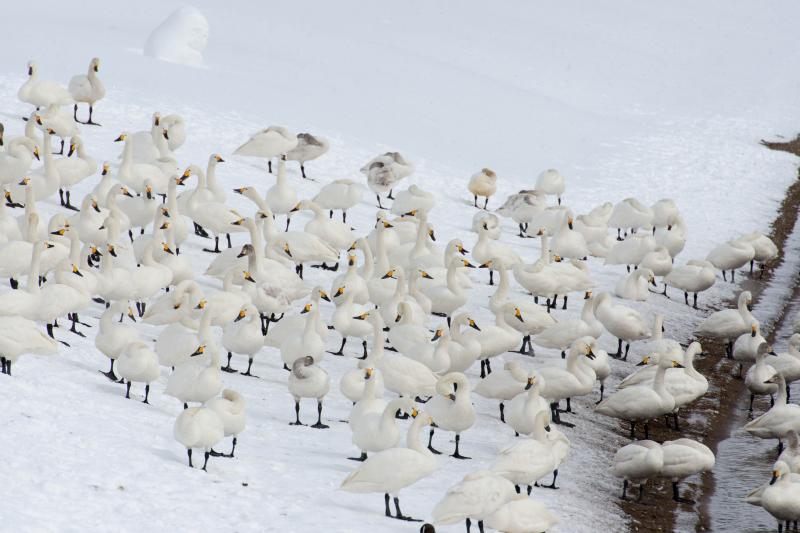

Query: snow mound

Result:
[143,6,209,67]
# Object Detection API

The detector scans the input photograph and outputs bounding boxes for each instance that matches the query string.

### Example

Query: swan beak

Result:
[525,378,534,390]
[233,187,247,195]
[72,265,83,277]
[162,129,170,141]
[162,243,175,255]
[236,247,247,258]
[568,218,574,230]
[381,270,396,279]
[769,350,778,356]
[161,209,170,218]
[18,177,29,186]
[319,291,331,302]
[515,308,524,322]
[348,241,357,252]
[353,312,369,320]
[584,291,592,299]
[585,347,596,360]
[231,218,244,226]
[410,407,419,418]
[33,146,40,160]
[67,143,75,157]
[334,287,344,298]
[216,155,225,163]
[348,255,356,266]
[672,361,685,368]
[420,270,433,279]
[482,222,488,230]
[107,245,116,257]
[145,186,153,200]
[770,470,779,485]
[364,368,373,379]
[98,224,105,230]
[173,302,181,310]
[457,245,469,255]
[234,309,246,322]
[301,304,312,314]
[243,271,256,283]
[431,329,443,342]
[650,278,657,287]
[403,210,417,217]
[127,308,136,322]
[747,301,753,311]
[636,356,650,366]
[50,228,66,236]
[478,261,491,269]
[382,221,394,228]
[394,314,401,323]
[448,393,456,401]
[114,135,125,142]
[27,65,32,76]
[122,188,134,198]
[468,319,480,331]
[750,324,757,337]
[101,163,109,175]
[195,300,207,310]
[284,244,292,258]
[428,229,436,241]
[290,203,301,213]
[191,345,205,357]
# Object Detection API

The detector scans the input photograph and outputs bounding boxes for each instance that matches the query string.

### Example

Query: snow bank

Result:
[143,6,209,67]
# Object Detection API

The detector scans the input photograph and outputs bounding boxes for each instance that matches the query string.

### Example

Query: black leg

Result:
[327,337,347,356]
[222,351,236,373]
[289,400,304,425]
[427,428,441,454]
[240,357,257,377]
[543,469,559,489]
[392,496,419,521]
[376,194,384,209]
[672,481,694,504]
[125,381,132,399]
[621,479,628,500]
[143,384,150,404]
[301,164,307,179]
[268,160,272,174]
[187,448,193,467]
[384,493,391,517]
[499,402,505,423]
[202,451,210,471]
[311,400,329,429]
[451,434,470,459]
[348,451,368,462]
[473,195,477,207]
[100,359,117,381]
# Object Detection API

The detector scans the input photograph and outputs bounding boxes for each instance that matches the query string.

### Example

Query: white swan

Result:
[286,132,329,179]
[696,291,755,357]
[551,212,588,260]
[771,334,800,388]
[495,190,546,237]
[468,168,498,209]
[535,168,566,204]
[281,296,326,367]
[173,406,224,471]
[594,292,651,360]
[447,313,483,373]
[614,267,657,301]
[427,372,477,458]
[287,356,331,428]
[341,412,437,521]
[17,61,72,108]
[475,360,529,422]
[484,495,560,533]
[165,305,222,408]
[608,198,653,239]
[222,304,264,376]
[659,438,715,503]
[664,259,716,308]
[234,126,298,173]
[459,303,522,378]
[55,136,97,210]
[95,301,137,380]
[351,397,416,461]
[506,371,550,436]
[0,316,58,375]
[0,137,37,187]
[532,293,601,360]
[604,232,656,270]
[360,152,413,209]
[390,184,436,217]
[745,341,779,412]
[741,231,779,275]
[612,440,664,501]
[640,247,672,279]
[473,222,521,285]
[206,389,246,457]
[115,340,160,403]
[706,237,755,282]
[431,470,516,533]
[538,337,597,425]
[744,374,800,439]
[761,461,800,530]
[491,410,563,491]
[68,57,105,124]
[312,179,363,223]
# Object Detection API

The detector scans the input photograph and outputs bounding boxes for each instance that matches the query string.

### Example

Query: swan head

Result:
[770,462,791,485]
[26,60,36,76]
[127,306,137,322]
[381,269,397,280]
[190,345,205,357]
[513,307,524,323]
[347,254,357,266]
[300,303,313,314]
[750,323,758,337]
[237,244,253,258]
[316,288,331,302]
[194,299,207,310]
[467,317,480,331]
[114,132,129,143]
[764,373,784,386]
[418,270,433,280]
[119,186,134,198]
[363,367,374,379]
[90,57,100,72]
[211,153,225,164]
[243,271,256,283]
[430,328,443,342]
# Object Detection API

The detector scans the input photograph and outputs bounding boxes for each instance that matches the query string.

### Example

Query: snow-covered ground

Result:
[2,2,800,532]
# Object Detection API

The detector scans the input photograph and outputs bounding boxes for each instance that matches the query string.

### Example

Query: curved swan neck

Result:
[27,244,43,292]
[407,417,431,455]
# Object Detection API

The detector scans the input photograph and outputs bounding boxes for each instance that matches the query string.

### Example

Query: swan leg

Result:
[562,295,568,310]
[637,483,645,502]
[623,342,630,361]
[226,233,232,248]
[485,359,492,374]
[187,448,193,467]
[542,469,559,489]
[327,337,347,356]
[527,485,532,495]
[359,340,368,359]
[384,493,392,517]
[59,188,65,206]
[731,269,735,283]
[268,160,272,174]
[643,421,650,439]
[143,384,150,404]
[68,315,86,337]
[483,197,488,210]
[221,352,237,373]
[193,222,210,238]
[671,482,694,504]
[301,164,307,179]
[0,357,5,375]
[518,223,526,238]
[473,195,478,207]
[629,421,636,439]
[693,292,699,309]
[466,517,472,533]
[683,291,689,305]
[565,397,573,413]
[202,451,210,471]
[611,338,623,358]
[125,381,131,399]
[722,270,727,282]
[289,400,304,426]
[387,189,394,200]
[342,211,347,224]
[203,236,222,254]
[488,270,494,286]
[480,360,486,378]
[295,263,304,279]
[347,451,368,462]
[183,403,188,409]
[227,437,237,458]
[240,357,257,377]
[621,479,629,500]
[311,400,329,429]
[427,428,441,454]
[499,402,505,422]
[749,394,755,412]
[595,382,605,404]
[100,359,117,381]
[392,496,419,521]
[64,190,79,211]
[376,194,385,209]
[672,412,680,430]
[451,434,471,459]
[285,216,291,232]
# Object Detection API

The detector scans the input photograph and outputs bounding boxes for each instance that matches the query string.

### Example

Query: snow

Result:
[1,1,800,532]
[143,6,209,67]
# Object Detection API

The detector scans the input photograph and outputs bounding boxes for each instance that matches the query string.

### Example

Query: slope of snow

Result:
[1,2,799,532]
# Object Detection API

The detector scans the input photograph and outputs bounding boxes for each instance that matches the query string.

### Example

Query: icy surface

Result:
[0,1,799,532]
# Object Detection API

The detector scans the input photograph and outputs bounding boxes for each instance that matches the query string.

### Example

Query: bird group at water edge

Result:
[2,55,797,532]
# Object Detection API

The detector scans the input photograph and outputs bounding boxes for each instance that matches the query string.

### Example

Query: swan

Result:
[457,303,522,378]
[534,293,602,358]
[608,198,654,239]
[614,267,657,301]
[496,190,546,237]
[551,212,588,260]
[475,360,530,421]
[54,136,96,210]
[131,241,173,313]
[185,167,245,253]
[173,406,224,471]
[264,287,329,349]
[594,292,651,359]
[159,114,186,152]
[654,216,687,258]
[9,132,60,203]
[312,179,363,223]
[362,313,438,398]
[119,180,158,236]
[696,291,755,357]
[0,316,58,375]
[574,204,611,244]
[596,355,682,439]
[468,168,498,209]
[761,461,800,531]
[330,251,369,307]
[222,304,264,376]
[651,198,679,227]
[115,340,160,403]
[535,168,566,204]
[0,137,37,187]
[640,246,673,281]
[771,334,800,391]
[95,301,137,380]
[472,210,502,240]
[38,105,79,154]
[612,440,664,501]
[431,470,516,533]
[604,232,656,271]
[297,199,353,265]
[427,372,477,458]
[328,287,372,358]
[586,343,612,403]
[744,374,800,439]
[234,126,298,173]
[53,230,99,301]
[206,389,246,458]
[286,132,329,179]
[664,259,716,308]
[659,438,715,504]
[390,184,436,217]
[154,308,201,370]
[271,227,339,279]
[473,222,522,285]
[706,237,755,282]
[68,57,104,125]
[386,298,430,352]
[351,397,416,461]
[114,132,169,194]
[777,431,800,473]
[488,258,555,354]
[0,197,23,245]
[378,267,427,330]
[187,277,252,326]
[491,411,562,491]
[484,495,560,533]
[288,356,331,429]
[447,314,483,373]
[506,371,551,436]
[425,257,472,322]
[342,364,385,414]
[741,231,779,275]
[745,341,779,412]
[17,61,72,109]
[281,296,326,367]
[127,112,161,163]
[165,306,222,408]
[538,337,597,425]
[163,176,188,251]
[360,152,412,209]
[341,412,437,522]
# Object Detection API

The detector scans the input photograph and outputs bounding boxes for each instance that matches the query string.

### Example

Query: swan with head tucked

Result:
[286,132,329,179]
[496,189,546,237]
[390,184,436,217]
[608,198,654,239]
[604,232,657,271]
[594,292,651,360]
[341,412,437,522]
[475,360,529,422]
[706,237,755,282]
[614,267,657,301]
[115,340,160,403]
[664,259,716,308]
[173,406,224,471]
[288,356,331,429]
[206,389,246,458]
[535,168,566,204]
[431,470,516,533]
[468,168,497,209]
[234,126,298,173]
[312,179,363,223]
[484,495,560,533]
[770,334,800,389]
[612,440,664,502]
[0,315,58,375]
[696,291,755,357]
[658,438,715,504]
